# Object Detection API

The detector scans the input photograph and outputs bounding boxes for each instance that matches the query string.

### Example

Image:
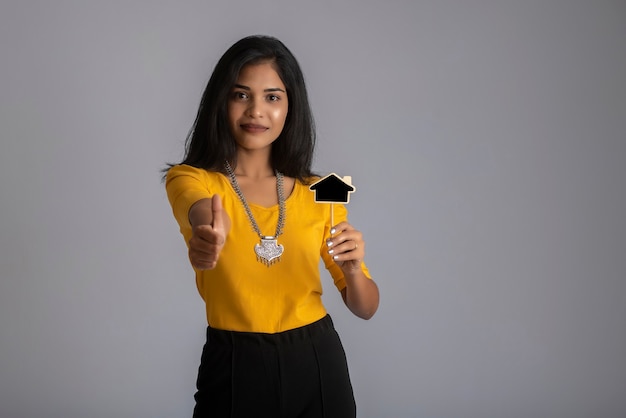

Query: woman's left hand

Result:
[326,221,365,275]
[328,221,380,320]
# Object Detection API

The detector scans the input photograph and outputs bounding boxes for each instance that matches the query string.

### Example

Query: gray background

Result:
[1,1,625,417]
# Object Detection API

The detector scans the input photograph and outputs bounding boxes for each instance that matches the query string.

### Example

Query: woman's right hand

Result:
[188,195,230,270]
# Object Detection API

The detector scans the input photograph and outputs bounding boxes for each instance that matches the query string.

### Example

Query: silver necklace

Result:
[224,161,285,266]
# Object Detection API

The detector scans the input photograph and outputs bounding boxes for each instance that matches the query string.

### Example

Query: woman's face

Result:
[227,62,289,152]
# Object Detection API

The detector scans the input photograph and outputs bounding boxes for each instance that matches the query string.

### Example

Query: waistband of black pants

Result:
[206,314,335,346]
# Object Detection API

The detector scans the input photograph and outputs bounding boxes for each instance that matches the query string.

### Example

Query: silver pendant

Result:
[254,236,284,266]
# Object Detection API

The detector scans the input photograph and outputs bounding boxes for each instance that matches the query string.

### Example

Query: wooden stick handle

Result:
[330,203,335,237]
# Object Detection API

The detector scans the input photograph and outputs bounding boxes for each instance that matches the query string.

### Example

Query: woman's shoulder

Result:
[294,176,320,195]
[166,164,223,179]
[165,164,228,190]
[292,176,336,207]
[301,175,322,186]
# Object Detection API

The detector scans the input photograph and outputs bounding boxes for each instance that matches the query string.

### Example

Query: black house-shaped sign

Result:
[309,173,355,204]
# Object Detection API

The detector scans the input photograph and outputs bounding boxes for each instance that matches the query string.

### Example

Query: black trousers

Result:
[193,315,356,418]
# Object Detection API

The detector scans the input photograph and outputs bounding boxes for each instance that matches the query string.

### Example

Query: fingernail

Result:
[333,255,339,261]
[328,249,334,254]
[330,228,336,234]
[326,240,333,247]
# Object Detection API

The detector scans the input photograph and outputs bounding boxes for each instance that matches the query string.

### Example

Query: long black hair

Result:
[166,35,316,181]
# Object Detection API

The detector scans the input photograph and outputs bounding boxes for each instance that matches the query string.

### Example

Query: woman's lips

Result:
[241,123,268,133]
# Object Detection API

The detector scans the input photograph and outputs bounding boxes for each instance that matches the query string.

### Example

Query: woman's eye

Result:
[267,94,280,102]
[233,91,248,100]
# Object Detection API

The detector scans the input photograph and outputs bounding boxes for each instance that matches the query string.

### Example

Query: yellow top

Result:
[165,164,371,333]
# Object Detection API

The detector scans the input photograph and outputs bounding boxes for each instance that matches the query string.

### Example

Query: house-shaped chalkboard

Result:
[309,173,355,204]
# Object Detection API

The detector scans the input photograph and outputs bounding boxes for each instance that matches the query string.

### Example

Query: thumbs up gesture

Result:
[188,195,230,270]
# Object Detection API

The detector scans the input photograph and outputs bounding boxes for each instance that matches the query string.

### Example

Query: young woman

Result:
[165,35,379,418]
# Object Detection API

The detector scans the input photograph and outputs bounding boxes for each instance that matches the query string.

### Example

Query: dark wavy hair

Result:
[165,35,316,182]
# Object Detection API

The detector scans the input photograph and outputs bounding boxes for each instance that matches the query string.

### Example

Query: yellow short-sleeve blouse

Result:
[165,164,371,333]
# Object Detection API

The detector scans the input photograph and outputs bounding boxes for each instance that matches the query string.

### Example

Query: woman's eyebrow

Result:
[233,84,285,93]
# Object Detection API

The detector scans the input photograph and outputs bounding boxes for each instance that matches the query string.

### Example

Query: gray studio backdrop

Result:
[1,1,625,417]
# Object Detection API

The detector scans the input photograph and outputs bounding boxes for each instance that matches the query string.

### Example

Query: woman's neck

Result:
[233,150,274,179]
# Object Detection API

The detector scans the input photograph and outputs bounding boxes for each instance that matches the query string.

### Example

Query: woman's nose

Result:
[246,99,263,117]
